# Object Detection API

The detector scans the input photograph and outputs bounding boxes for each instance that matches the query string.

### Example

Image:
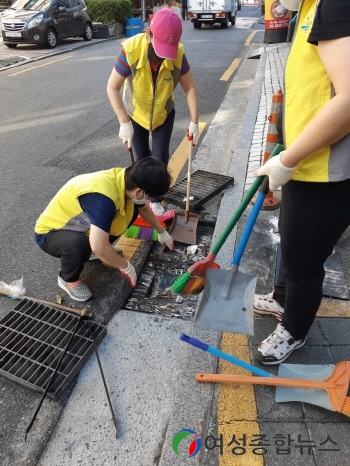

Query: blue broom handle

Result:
[180,334,272,377]
[232,176,269,267]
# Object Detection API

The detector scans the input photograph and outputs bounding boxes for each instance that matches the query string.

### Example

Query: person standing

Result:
[162,0,182,20]
[181,0,188,20]
[107,8,199,216]
[253,0,350,364]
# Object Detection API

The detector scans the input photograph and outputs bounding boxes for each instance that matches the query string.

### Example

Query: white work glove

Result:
[188,121,199,144]
[119,121,134,149]
[158,230,175,251]
[120,261,137,288]
[255,152,297,192]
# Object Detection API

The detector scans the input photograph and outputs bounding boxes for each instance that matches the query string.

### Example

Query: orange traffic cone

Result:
[252,89,283,210]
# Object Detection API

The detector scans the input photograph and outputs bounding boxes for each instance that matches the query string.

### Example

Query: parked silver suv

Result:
[0,0,92,49]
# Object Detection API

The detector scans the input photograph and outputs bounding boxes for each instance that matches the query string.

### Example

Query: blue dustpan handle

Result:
[232,176,269,267]
[180,334,272,377]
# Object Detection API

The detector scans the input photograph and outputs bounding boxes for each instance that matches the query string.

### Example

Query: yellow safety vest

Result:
[284,0,350,182]
[122,33,184,130]
[35,168,135,237]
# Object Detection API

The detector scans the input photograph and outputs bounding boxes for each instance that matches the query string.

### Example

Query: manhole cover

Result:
[164,170,234,210]
[0,298,106,399]
[0,56,27,68]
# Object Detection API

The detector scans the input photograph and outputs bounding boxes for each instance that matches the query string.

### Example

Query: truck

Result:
[188,0,238,29]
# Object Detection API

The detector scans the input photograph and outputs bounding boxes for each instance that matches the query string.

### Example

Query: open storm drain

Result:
[0,299,106,400]
[163,170,234,210]
[126,226,215,318]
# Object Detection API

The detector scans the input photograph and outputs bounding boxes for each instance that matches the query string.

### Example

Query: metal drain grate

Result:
[164,170,234,210]
[0,298,106,400]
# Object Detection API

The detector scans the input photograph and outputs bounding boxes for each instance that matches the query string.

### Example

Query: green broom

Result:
[170,144,284,296]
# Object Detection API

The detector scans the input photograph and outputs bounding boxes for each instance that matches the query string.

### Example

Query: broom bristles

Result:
[124,225,140,239]
[124,225,159,241]
[170,273,205,296]
[341,397,350,417]
[170,258,220,296]
[171,272,192,295]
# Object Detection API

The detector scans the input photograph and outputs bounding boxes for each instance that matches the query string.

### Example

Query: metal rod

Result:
[0,290,93,319]
[87,319,118,437]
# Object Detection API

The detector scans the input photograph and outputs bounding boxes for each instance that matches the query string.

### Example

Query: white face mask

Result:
[131,190,147,205]
[280,0,301,11]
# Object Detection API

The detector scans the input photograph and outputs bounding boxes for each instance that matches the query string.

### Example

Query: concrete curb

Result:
[158,45,266,465]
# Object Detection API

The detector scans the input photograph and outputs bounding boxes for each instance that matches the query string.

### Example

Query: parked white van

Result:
[188,0,238,28]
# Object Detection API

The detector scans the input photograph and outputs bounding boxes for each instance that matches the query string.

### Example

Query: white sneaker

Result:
[253,291,284,320]
[256,323,307,365]
[150,202,165,216]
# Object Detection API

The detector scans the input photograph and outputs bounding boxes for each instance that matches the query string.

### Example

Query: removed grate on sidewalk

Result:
[0,298,106,400]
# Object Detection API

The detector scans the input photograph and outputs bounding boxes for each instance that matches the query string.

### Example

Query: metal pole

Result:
[142,0,146,22]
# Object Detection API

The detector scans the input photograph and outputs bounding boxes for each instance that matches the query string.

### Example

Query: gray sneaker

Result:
[58,276,92,302]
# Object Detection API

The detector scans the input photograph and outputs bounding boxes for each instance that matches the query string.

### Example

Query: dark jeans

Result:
[40,230,93,283]
[274,179,350,341]
[39,211,139,282]
[130,109,175,203]
[182,6,187,20]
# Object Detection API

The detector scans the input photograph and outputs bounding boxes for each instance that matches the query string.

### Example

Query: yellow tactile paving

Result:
[316,297,350,318]
[115,237,142,261]
[218,333,263,466]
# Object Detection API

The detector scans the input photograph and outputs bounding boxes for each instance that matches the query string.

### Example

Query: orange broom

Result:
[196,361,350,417]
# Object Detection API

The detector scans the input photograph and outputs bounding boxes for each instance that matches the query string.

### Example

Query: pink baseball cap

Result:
[150,9,182,60]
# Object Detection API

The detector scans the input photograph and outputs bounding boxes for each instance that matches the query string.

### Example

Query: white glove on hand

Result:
[188,121,199,144]
[119,121,134,148]
[158,230,175,251]
[120,261,137,288]
[255,152,297,191]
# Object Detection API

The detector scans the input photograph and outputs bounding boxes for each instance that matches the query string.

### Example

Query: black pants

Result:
[130,109,175,166]
[40,230,93,283]
[130,109,175,203]
[274,179,350,340]
[182,6,187,19]
[39,211,139,282]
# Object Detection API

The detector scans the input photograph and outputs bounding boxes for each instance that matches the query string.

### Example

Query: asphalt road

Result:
[0,6,265,466]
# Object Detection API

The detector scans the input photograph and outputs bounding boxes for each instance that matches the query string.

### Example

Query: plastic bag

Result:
[0,277,26,299]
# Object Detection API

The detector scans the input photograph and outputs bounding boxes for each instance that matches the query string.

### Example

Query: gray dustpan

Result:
[195,268,256,335]
[276,363,338,411]
[168,139,199,245]
[195,178,269,336]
